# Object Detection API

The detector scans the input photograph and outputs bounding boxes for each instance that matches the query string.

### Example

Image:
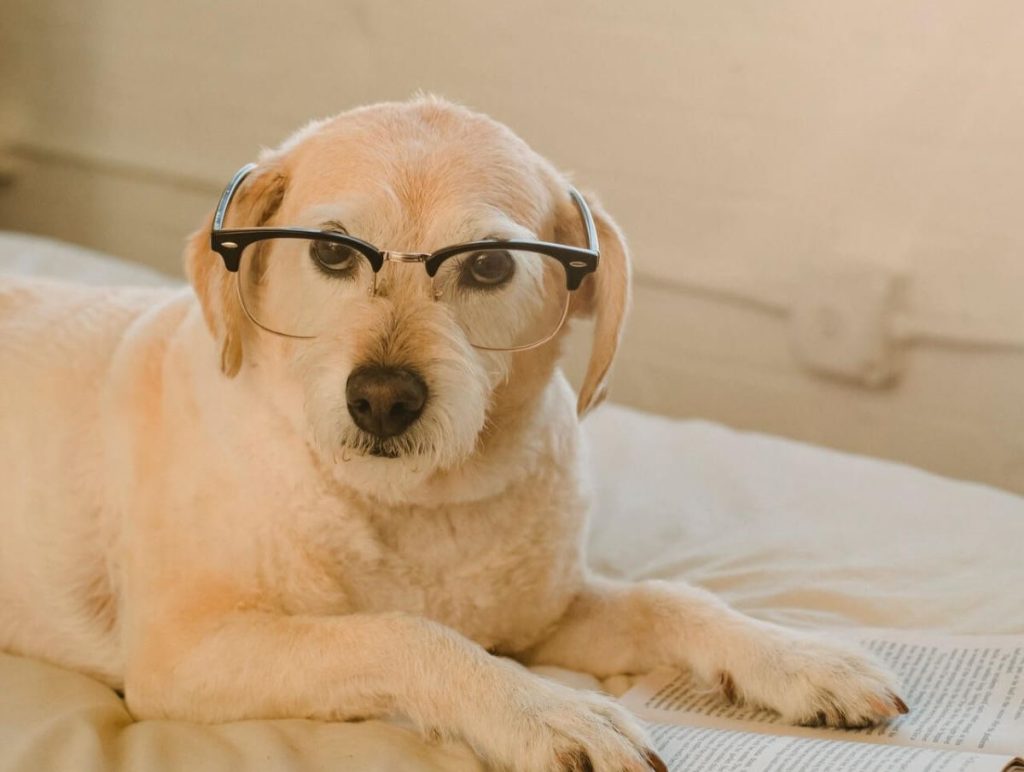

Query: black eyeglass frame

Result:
[209,163,601,291]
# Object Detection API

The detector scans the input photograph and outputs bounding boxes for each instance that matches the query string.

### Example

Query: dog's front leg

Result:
[523,577,908,728]
[126,610,665,771]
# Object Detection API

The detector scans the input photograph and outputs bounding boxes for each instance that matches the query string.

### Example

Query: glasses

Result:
[210,164,600,352]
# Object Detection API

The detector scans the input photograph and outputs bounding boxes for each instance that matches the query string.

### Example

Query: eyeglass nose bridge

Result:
[372,251,438,299]
[382,250,430,264]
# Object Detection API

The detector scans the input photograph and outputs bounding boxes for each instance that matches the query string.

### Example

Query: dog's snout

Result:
[346,366,427,439]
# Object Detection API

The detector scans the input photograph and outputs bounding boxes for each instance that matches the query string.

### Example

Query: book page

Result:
[855,632,1024,756]
[645,721,1022,772]
[621,631,1024,757]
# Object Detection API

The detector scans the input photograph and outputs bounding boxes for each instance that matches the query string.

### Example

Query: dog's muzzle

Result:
[345,366,427,440]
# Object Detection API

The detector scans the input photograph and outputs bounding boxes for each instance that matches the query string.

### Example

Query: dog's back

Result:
[0,278,180,684]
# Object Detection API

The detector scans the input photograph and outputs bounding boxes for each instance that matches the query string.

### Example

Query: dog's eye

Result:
[310,238,359,275]
[462,250,515,288]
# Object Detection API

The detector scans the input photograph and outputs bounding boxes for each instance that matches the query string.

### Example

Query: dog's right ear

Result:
[185,163,287,377]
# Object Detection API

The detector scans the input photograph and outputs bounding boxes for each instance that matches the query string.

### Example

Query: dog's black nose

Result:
[345,366,427,439]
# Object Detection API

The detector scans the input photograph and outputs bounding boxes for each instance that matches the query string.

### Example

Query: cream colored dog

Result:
[0,98,906,771]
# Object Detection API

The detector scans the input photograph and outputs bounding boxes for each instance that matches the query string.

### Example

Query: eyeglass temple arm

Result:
[567,186,600,255]
[212,162,259,232]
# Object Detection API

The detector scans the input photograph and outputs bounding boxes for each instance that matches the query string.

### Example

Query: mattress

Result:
[1,232,1021,771]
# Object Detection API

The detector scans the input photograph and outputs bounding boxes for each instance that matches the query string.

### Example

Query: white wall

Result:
[2,0,1022,491]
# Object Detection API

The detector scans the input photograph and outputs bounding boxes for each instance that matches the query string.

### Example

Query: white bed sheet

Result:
[1,234,1021,771]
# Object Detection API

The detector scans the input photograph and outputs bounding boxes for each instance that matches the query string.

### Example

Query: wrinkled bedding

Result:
[1,233,1021,771]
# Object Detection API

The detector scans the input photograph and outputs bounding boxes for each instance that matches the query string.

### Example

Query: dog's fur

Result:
[0,98,905,771]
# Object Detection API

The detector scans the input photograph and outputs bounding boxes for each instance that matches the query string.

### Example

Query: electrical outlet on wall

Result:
[790,261,906,387]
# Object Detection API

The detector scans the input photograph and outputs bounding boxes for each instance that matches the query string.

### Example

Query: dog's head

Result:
[186,98,629,498]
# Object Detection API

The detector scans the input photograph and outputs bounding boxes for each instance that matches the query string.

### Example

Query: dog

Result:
[0,97,906,771]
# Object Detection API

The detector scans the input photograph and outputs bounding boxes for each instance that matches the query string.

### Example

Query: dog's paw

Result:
[720,630,909,729]
[461,674,666,771]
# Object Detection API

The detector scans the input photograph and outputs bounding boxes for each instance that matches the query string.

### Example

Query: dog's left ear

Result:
[555,189,632,418]
[184,162,287,376]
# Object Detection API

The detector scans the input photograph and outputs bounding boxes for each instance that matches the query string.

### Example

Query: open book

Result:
[619,630,1024,771]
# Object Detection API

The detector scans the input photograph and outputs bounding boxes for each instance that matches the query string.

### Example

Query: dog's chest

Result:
[289,491,585,652]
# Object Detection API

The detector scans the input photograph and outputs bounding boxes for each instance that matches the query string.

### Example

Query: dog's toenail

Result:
[890,693,910,714]
[645,748,669,772]
[716,671,738,704]
[556,748,593,771]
